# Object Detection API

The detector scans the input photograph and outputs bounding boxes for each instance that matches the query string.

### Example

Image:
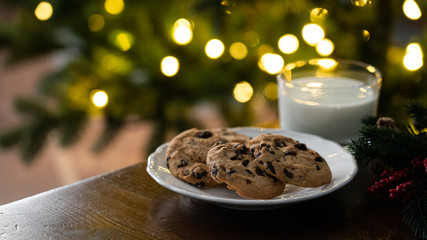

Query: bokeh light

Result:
[315,38,334,56]
[310,8,328,22]
[259,53,284,74]
[314,58,338,71]
[403,43,423,71]
[302,23,325,46]
[173,18,193,45]
[161,56,180,77]
[91,90,109,108]
[34,2,53,21]
[205,39,225,59]
[362,30,371,42]
[233,81,254,103]
[351,0,371,7]
[88,14,105,32]
[263,82,278,100]
[229,42,248,60]
[403,0,422,20]
[278,34,299,54]
[114,31,134,51]
[105,0,125,15]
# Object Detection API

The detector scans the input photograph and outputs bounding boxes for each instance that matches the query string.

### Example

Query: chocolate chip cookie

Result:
[166,128,251,188]
[250,134,332,188]
[207,142,286,199]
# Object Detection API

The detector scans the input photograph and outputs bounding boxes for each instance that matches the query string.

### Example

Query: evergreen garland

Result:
[349,100,427,239]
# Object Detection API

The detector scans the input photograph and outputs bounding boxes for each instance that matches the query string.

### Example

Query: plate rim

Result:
[146,127,358,208]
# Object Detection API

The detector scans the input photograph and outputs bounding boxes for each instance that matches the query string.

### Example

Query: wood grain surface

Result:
[0,162,417,240]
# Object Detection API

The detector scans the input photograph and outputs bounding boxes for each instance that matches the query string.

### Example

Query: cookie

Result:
[166,128,251,188]
[207,142,286,199]
[250,134,332,188]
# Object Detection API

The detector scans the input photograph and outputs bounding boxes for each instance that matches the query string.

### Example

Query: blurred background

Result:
[0,0,426,204]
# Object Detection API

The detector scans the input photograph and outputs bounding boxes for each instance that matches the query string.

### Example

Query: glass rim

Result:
[277,58,383,89]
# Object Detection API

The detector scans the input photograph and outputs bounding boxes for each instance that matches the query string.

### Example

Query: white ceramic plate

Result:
[146,127,358,210]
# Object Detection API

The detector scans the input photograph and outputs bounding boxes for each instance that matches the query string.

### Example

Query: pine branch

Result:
[402,178,427,239]
[57,109,87,147]
[405,100,427,131]
[350,125,427,168]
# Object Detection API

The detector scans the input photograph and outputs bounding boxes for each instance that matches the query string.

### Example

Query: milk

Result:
[278,76,379,144]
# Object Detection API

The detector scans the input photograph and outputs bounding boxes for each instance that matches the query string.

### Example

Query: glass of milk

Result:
[277,59,382,144]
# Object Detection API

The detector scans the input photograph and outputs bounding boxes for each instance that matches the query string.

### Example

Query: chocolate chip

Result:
[274,140,287,148]
[227,169,236,175]
[283,168,294,179]
[242,159,249,167]
[259,161,264,165]
[192,171,207,179]
[246,169,253,175]
[177,159,187,168]
[230,155,238,160]
[240,144,249,154]
[197,131,213,138]
[316,165,320,170]
[294,143,307,151]
[256,152,262,158]
[246,179,252,184]
[211,166,218,176]
[267,162,276,174]
[315,156,324,162]
[255,167,264,176]
[266,173,280,183]
[284,150,296,156]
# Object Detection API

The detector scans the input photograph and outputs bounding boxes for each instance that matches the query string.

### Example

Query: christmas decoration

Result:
[349,100,427,239]
[0,0,426,162]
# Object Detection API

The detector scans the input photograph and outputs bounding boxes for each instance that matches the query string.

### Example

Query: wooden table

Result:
[0,161,417,239]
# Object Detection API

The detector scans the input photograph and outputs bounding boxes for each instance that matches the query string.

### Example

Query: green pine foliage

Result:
[349,100,427,239]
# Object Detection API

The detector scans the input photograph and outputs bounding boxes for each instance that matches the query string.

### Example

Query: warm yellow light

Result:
[105,0,125,15]
[173,18,193,45]
[88,14,105,32]
[161,56,180,77]
[278,34,299,54]
[403,43,423,71]
[406,43,423,57]
[91,90,108,108]
[114,31,134,51]
[315,38,334,56]
[263,82,278,101]
[310,8,328,22]
[205,39,225,59]
[34,2,53,21]
[362,30,371,42]
[351,0,371,7]
[403,0,422,20]
[233,81,253,103]
[229,42,248,60]
[314,58,338,71]
[259,53,285,75]
[302,24,325,46]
